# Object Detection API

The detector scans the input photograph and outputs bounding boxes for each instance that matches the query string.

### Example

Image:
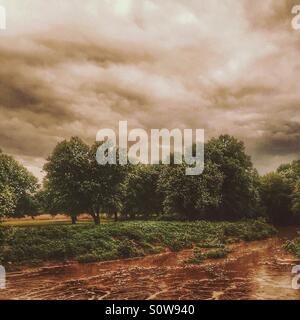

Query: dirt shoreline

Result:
[1,228,300,300]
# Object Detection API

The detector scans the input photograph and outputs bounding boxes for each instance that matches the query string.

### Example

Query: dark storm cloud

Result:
[256,121,300,156]
[37,38,156,67]
[244,0,296,30]
[0,68,73,119]
[0,0,300,178]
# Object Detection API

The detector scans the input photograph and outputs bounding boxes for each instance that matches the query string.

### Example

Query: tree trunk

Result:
[71,216,77,225]
[114,211,118,222]
[93,213,100,225]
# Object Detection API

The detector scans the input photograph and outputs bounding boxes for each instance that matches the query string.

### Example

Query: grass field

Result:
[0,219,277,268]
[2,220,88,227]
[2,216,112,227]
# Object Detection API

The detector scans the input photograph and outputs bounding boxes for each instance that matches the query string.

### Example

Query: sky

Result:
[0,0,299,180]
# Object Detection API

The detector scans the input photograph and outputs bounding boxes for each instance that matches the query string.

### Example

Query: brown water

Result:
[0,228,300,300]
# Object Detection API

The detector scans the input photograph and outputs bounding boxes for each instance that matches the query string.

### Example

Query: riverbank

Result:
[0,227,299,300]
[0,220,276,269]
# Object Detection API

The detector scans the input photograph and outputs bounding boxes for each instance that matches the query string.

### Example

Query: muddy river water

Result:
[0,228,300,300]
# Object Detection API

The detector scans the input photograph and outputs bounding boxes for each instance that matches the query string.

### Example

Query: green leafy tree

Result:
[292,179,300,222]
[44,138,127,225]
[277,160,300,185]
[0,185,17,218]
[86,143,127,224]
[260,172,293,225]
[37,180,77,222]
[0,150,38,219]
[121,165,163,219]
[205,135,261,220]
[158,161,223,220]
[43,137,90,224]
[275,159,300,225]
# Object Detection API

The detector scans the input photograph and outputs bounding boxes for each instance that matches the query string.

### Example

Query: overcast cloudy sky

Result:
[0,0,299,179]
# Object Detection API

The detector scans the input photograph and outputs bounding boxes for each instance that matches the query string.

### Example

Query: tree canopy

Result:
[260,172,293,225]
[43,138,127,224]
[121,164,163,219]
[205,135,261,220]
[1,135,300,226]
[0,150,38,219]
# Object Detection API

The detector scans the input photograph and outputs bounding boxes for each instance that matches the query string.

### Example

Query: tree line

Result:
[1,135,300,226]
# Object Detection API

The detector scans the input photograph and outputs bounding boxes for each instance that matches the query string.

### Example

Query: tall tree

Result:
[260,172,293,225]
[86,143,127,224]
[277,160,300,185]
[158,161,223,220]
[275,159,300,225]
[291,179,300,222]
[0,185,17,218]
[43,137,90,224]
[43,138,127,225]
[121,165,163,219]
[0,150,38,219]
[205,135,261,220]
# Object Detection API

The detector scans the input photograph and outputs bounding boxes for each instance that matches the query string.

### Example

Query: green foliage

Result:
[0,186,17,218]
[222,219,277,241]
[185,248,229,264]
[156,135,262,221]
[158,161,224,220]
[0,220,276,267]
[117,239,140,258]
[259,159,300,225]
[121,165,163,219]
[284,238,300,258]
[260,172,293,225]
[0,150,38,219]
[87,143,128,223]
[43,137,90,221]
[185,250,206,264]
[291,180,300,219]
[205,248,229,259]
[43,138,127,225]
[165,236,193,252]
[276,160,300,224]
[277,160,300,185]
[3,133,300,228]
[77,251,119,263]
[205,135,261,220]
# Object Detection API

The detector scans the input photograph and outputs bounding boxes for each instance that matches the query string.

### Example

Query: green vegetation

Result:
[0,149,38,219]
[186,248,230,264]
[1,135,300,226]
[284,238,300,258]
[2,219,92,227]
[0,220,276,268]
[121,165,163,219]
[0,134,297,270]
[260,160,300,226]
[41,138,128,225]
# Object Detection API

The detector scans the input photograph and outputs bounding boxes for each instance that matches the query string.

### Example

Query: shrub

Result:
[284,238,300,258]
[185,248,229,264]
[205,248,229,259]
[117,240,140,259]
[185,250,206,264]
[0,220,276,267]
